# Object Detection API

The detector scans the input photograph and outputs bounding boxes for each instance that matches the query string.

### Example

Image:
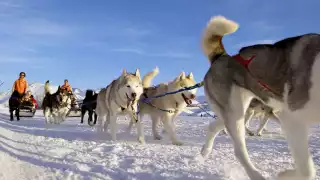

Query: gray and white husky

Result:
[95,69,145,143]
[128,67,198,145]
[200,15,320,180]
[42,80,72,124]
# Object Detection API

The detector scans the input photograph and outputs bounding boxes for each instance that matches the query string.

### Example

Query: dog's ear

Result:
[120,68,127,81]
[121,68,127,77]
[174,71,186,82]
[135,69,141,79]
[187,72,194,80]
[179,71,186,81]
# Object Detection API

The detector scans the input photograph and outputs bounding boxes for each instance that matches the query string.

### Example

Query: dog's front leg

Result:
[109,115,117,141]
[130,114,145,144]
[162,113,179,134]
[15,108,20,121]
[149,114,162,140]
[103,113,110,132]
[126,116,135,133]
[80,108,86,124]
[9,108,14,121]
[244,110,255,136]
[256,114,269,136]
[162,114,183,146]
[61,113,67,123]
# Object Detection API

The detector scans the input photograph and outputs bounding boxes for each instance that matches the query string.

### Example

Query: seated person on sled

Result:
[21,91,38,109]
[11,72,28,98]
[61,79,77,107]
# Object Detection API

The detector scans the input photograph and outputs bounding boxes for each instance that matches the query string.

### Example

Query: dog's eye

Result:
[127,85,131,88]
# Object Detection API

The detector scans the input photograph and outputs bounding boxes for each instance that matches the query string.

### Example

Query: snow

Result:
[0,107,320,180]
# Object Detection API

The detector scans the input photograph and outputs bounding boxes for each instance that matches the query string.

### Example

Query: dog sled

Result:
[19,101,37,117]
[66,100,82,117]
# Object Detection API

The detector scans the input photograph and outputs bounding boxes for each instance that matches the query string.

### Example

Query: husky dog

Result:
[200,15,320,180]
[81,89,98,126]
[42,80,72,124]
[9,90,23,121]
[245,98,280,136]
[128,67,197,145]
[222,98,280,136]
[95,69,145,143]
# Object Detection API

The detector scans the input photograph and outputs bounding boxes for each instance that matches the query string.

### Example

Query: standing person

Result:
[61,79,77,106]
[61,79,72,93]
[12,72,28,97]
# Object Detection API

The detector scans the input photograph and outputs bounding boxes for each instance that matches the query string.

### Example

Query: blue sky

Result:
[0,0,319,95]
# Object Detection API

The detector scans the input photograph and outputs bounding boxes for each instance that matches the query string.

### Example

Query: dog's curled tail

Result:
[142,67,159,88]
[202,15,239,61]
[44,80,50,94]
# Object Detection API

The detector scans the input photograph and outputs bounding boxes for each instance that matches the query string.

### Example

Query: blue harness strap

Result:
[141,81,204,103]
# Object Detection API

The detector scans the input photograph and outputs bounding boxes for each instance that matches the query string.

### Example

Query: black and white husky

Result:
[42,80,72,124]
[200,15,320,180]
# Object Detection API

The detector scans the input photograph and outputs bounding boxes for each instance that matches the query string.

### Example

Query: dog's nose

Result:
[190,94,196,99]
[131,93,137,98]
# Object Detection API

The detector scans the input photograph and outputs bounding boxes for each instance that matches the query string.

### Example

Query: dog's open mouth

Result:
[126,93,136,102]
[182,93,194,105]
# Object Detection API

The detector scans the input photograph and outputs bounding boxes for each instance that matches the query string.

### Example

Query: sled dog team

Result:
[41,15,319,180]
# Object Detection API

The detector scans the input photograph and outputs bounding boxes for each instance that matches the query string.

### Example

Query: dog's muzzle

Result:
[126,93,137,102]
[182,93,195,105]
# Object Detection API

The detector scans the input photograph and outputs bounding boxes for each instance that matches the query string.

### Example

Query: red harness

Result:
[232,54,279,95]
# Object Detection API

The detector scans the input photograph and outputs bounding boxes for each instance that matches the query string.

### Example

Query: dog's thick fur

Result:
[95,69,145,143]
[127,67,197,145]
[200,15,320,180]
[42,80,72,124]
[222,98,280,136]
[9,90,23,121]
[81,89,98,126]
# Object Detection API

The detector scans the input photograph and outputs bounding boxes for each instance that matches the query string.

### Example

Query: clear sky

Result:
[0,0,319,95]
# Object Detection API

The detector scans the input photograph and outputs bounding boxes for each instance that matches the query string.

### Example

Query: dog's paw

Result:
[257,132,262,136]
[154,135,162,140]
[137,136,145,144]
[247,131,255,136]
[200,146,211,159]
[249,171,266,180]
[277,169,314,180]
[172,141,183,146]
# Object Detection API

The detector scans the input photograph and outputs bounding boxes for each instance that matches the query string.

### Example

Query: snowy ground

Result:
[0,108,319,180]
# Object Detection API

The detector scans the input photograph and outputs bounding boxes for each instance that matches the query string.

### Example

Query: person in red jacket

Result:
[30,95,38,109]
[21,91,37,108]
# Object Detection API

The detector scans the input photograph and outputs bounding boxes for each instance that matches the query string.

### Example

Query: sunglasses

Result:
[20,74,25,77]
